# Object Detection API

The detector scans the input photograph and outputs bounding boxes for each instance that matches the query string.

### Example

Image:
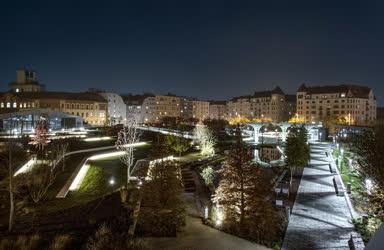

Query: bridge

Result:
[241,122,322,144]
[137,125,195,139]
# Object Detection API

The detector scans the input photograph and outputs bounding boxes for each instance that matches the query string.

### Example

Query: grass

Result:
[20,144,152,216]
[332,148,368,213]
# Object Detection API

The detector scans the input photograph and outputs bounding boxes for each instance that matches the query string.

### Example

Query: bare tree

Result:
[116,114,141,186]
[0,141,26,232]
[24,162,56,204]
[50,142,68,171]
[193,124,216,156]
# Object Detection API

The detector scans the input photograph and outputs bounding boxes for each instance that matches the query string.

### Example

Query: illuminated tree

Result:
[31,118,50,151]
[165,135,191,156]
[139,160,186,233]
[116,114,141,186]
[201,166,215,186]
[213,129,282,243]
[227,116,250,125]
[193,124,216,156]
[49,142,68,171]
[350,124,384,220]
[285,125,309,184]
[288,113,305,123]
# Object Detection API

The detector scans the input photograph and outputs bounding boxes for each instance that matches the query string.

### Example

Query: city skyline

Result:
[1,0,384,104]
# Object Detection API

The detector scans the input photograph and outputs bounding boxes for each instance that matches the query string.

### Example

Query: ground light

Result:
[109,178,115,185]
[204,206,209,219]
[14,157,37,176]
[215,209,224,226]
[365,179,373,194]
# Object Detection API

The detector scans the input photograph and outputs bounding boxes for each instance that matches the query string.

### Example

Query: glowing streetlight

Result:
[109,178,115,186]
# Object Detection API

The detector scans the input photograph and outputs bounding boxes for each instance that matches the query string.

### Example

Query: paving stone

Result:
[282,142,357,250]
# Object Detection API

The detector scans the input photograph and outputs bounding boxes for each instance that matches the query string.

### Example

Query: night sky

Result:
[1,0,384,104]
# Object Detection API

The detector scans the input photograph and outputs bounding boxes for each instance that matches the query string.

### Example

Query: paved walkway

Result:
[145,193,268,250]
[282,142,356,249]
[146,216,269,250]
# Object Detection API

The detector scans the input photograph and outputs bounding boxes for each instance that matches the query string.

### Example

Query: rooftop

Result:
[231,86,285,101]
[0,91,107,102]
[297,84,373,98]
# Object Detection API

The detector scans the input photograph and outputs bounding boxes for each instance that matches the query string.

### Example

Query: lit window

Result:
[0,103,3,108]
[13,102,17,108]
[15,88,19,93]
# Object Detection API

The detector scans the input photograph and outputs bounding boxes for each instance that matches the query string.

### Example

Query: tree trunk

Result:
[127,165,131,185]
[8,143,14,232]
[8,189,14,232]
[240,176,245,227]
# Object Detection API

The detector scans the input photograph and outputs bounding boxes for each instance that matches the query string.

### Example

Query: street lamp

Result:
[339,148,344,173]
[347,158,352,194]
[275,128,279,144]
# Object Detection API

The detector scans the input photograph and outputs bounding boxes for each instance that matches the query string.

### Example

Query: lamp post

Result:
[339,148,344,174]
[275,128,279,144]
[262,127,267,145]
[347,159,352,194]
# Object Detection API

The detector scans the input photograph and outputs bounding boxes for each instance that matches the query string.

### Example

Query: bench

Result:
[348,232,365,250]
[329,163,336,174]
[333,176,344,196]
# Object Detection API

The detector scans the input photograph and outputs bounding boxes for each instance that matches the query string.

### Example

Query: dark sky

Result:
[1,0,384,104]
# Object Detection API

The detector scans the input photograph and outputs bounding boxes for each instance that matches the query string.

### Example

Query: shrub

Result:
[0,234,41,250]
[86,223,113,250]
[49,234,72,250]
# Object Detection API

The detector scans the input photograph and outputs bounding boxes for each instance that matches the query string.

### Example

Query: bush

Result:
[353,217,382,243]
[86,223,150,250]
[49,234,72,250]
[86,223,113,250]
[0,234,41,250]
[136,208,178,236]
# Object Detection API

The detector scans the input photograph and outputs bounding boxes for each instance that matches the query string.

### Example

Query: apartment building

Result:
[192,100,210,121]
[284,94,297,121]
[98,92,126,125]
[227,87,286,122]
[296,84,376,125]
[141,95,182,123]
[209,101,227,120]
[122,94,154,123]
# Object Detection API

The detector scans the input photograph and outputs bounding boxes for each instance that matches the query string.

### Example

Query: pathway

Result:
[282,142,357,249]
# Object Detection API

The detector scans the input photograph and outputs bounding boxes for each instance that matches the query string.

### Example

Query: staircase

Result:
[180,164,196,192]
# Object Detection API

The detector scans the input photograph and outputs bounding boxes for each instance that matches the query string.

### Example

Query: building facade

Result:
[9,68,44,93]
[98,92,126,125]
[296,84,377,125]
[209,101,227,120]
[192,100,210,121]
[141,95,182,123]
[122,94,153,123]
[0,92,108,125]
[227,87,286,122]
[1,70,108,126]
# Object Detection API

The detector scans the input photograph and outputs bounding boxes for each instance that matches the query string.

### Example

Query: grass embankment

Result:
[26,144,151,215]
[332,148,368,212]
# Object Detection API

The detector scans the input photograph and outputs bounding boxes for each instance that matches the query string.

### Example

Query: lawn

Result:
[332,148,369,213]
[18,143,152,216]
